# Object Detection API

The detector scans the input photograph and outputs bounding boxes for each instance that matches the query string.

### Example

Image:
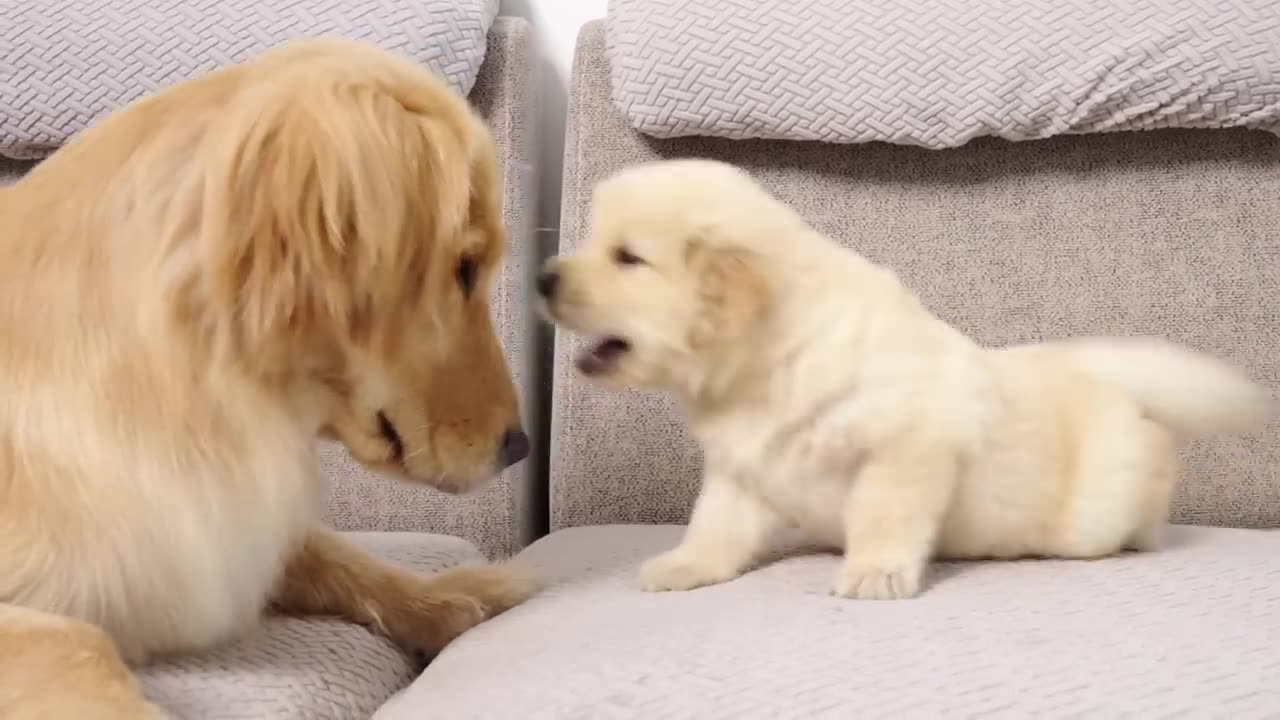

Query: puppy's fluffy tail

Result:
[1066,337,1270,438]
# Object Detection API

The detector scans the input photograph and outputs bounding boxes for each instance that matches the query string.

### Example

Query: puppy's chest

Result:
[697,411,857,540]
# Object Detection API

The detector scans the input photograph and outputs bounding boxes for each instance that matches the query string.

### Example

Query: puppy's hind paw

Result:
[639,551,738,592]
[832,561,922,600]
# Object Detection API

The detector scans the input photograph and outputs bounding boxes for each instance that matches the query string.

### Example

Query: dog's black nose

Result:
[536,269,559,300]
[497,428,530,468]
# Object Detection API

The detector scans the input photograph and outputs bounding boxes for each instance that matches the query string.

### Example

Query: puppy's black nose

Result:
[497,428,530,469]
[536,269,559,300]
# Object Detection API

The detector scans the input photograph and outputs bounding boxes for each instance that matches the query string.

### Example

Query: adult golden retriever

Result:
[0,38,537,717]
[539,158,1268,601]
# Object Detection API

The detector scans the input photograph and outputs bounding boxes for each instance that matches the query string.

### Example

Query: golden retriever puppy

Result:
[1,38,536,716]
[538,158,1269,602]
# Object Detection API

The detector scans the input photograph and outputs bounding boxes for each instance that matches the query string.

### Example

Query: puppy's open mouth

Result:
[576,336,630,376]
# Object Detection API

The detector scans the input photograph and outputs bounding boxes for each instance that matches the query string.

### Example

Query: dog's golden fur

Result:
[541,158,1269,601]
[0,38,537,715]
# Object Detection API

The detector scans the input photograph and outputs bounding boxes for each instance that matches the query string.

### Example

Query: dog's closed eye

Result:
[376,411,404,461]
[456,255,478,297]
[613,247,645,266]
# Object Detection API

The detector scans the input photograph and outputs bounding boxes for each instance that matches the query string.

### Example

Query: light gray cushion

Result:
[138,532,481,720]
[375,524,1280,718]
[1,0,499,158]
[607,0,1280,148]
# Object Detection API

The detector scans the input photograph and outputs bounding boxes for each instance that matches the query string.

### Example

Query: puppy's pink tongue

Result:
[575,349,608,376]
[575,337,628,376]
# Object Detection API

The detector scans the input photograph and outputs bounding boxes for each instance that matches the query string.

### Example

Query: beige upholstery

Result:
[321,17,544,560]
[380,524,1280,718]
[2,0,503,158]
[550,20,1280,533]
[604,0,1280,147]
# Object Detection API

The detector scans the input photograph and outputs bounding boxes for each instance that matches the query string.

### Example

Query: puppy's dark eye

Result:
[614,247,645,266]
[376,411,404,462]
[456,256,477,297]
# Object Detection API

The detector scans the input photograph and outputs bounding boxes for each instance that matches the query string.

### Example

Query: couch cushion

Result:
[376,524,1280,718]
[138,532,481,720]
[1,0,499,159]
[607,0,1280,148]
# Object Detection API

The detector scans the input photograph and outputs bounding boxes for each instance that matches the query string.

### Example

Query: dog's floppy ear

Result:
[182,82,470,370]
[685,235,770,349]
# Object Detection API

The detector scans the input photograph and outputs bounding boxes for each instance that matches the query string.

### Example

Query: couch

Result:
[373,11,1280,717]
[2,7,543,718]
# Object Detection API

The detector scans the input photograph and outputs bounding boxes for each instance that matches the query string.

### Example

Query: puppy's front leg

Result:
[834,441,957,600]
[640,472,782,592]
[273,528,538,659]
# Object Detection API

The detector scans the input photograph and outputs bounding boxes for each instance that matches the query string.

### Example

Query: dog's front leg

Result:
[272,528,538,659]
[0,603,165,719]
[640,472,782,592]
[834,439,957,600]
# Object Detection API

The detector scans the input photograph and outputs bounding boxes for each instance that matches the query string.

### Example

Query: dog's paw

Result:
[383,562,540,658]
[832,561,922,600]
[639,551,738,592]
[425,562,542,615]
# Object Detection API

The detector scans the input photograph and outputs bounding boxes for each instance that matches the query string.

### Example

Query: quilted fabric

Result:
[376,524,1280,718]
[606,0,1280,148]
[0,0,500,158]
[138,532,482,720]
[551,21,1280,532]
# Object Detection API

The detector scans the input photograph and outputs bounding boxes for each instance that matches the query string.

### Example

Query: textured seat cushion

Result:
[138,532,482,720]
[607,0,1280,148]
[376,524,1280,718]
[1,0,500,158]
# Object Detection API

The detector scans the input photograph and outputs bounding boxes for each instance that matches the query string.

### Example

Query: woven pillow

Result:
[607,0,1280,148]
[0,0,499,159]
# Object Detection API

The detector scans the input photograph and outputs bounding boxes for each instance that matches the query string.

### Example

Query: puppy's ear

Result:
[180,82,469,370]
[685,236,770,349]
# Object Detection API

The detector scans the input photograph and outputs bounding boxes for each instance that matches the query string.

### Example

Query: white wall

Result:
[498,0,608,249]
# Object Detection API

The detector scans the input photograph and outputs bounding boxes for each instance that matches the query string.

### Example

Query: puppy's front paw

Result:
[832,561,922,600]
[383,562,540,658]
[639,551,738,592]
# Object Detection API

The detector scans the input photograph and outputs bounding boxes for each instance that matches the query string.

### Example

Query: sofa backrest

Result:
[549,20,1280,532]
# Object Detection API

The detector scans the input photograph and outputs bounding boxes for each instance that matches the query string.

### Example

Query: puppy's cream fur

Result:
[1,39,537,715]
[542,159,1269,600]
